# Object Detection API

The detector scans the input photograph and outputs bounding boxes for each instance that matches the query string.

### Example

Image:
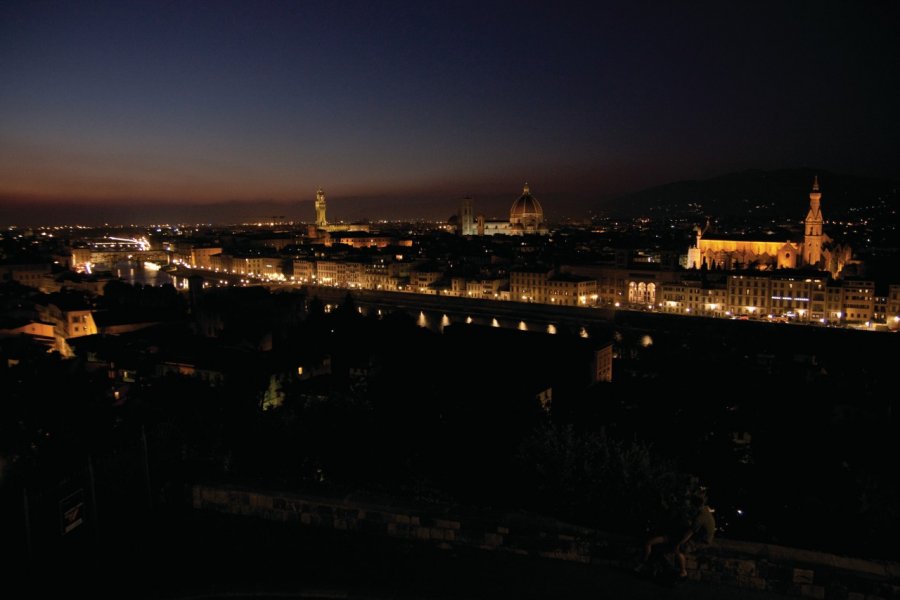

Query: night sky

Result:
[1,1,898,223]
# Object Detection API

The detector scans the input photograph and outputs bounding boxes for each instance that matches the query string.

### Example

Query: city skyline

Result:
[2,1,899,224]
[4,3,900,592]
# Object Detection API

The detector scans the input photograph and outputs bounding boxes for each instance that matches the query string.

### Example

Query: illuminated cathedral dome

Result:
[509,183,544,233]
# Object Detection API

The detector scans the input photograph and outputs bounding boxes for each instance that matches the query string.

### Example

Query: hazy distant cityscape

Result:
[5,171,898,335]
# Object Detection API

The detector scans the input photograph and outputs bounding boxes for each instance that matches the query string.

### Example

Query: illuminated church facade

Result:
[686,177,851,278]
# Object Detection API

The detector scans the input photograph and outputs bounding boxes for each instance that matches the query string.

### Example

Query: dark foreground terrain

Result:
[8,506,793,600]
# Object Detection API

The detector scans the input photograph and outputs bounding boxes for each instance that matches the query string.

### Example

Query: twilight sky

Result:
[1,1,898,223]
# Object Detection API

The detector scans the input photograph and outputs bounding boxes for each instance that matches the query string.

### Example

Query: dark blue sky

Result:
[1,1,898,222]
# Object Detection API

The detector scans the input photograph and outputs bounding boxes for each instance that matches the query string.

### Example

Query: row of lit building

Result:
[657,275,896,326]
[184,247,900,328]
[192,248,898,328]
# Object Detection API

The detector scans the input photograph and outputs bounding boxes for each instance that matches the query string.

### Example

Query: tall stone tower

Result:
[460,196,475,236]
[803,176,824,267]
[315,187,327,228]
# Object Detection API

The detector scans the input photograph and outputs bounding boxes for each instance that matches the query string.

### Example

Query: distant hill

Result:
[606,169,899,220]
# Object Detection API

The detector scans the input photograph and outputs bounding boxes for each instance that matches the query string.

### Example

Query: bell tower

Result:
[315,187,327,228]
[802,176,823,267]
[460,196,474,236]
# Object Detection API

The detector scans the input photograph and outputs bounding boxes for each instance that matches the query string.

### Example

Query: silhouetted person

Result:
[638,489,716,579]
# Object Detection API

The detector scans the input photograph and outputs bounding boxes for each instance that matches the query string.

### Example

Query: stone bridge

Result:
[296,285,616,337]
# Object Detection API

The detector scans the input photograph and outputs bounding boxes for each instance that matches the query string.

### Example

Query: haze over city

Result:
[2,1,899,225]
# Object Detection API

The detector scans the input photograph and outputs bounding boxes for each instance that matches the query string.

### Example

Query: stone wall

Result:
[192,484,900,599]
